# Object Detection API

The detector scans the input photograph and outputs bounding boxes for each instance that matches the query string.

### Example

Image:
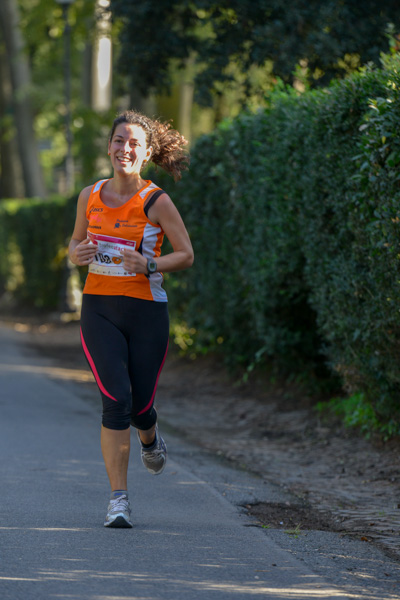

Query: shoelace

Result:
[109,495,129,513]
[143,441,165,463]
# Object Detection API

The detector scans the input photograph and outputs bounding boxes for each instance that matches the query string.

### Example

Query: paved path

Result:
[0,324,397,600]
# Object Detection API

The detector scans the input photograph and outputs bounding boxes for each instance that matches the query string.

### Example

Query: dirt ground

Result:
[3,312,400,561]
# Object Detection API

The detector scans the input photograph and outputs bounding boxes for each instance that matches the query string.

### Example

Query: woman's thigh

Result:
[80,295,132,429]
[126,299,169,425]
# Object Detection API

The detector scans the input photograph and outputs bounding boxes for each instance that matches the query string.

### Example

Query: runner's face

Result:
[108,123,151,176]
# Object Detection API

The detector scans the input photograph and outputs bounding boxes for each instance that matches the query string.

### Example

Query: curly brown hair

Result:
[109,110,190,181]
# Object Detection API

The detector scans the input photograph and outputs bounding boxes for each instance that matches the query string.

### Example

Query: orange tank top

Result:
[83,179,167,302]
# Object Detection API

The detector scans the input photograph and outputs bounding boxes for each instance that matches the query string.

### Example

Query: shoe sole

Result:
[144,459,167,475]
[104,515,132,528]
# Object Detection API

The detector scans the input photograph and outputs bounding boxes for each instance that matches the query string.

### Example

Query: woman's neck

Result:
[111,173,147,199]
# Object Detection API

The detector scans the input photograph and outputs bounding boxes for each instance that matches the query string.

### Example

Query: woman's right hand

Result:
[69,238,98,266]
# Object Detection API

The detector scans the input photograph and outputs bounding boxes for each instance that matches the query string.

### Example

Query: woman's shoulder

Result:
[79,185,93,199]
[76,183,97,211]
[79,179,109,201]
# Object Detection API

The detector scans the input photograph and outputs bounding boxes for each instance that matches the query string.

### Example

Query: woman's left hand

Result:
[121,248,148,274]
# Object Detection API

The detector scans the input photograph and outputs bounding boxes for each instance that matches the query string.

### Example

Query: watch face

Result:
[148,259,157,273]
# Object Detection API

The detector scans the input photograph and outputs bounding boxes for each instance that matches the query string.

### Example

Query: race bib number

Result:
[87,230,136,276]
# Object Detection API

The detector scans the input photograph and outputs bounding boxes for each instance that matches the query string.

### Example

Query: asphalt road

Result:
[0,323,398,600]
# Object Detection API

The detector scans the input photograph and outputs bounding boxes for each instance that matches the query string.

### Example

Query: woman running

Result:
[68,110,194,528]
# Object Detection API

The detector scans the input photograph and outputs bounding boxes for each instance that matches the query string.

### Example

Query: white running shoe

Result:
[104,494,132,528]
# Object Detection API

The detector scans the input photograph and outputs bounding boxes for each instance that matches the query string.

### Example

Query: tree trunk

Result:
[0,0,46,198]
[81,41,93,107]
[0,31,24,198]
[91,0,112,112]
[178,57,195,144]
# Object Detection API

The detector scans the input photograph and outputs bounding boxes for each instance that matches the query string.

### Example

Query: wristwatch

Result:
[147,258,158,275]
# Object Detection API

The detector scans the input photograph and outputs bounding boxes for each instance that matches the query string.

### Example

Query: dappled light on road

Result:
[0,570,380,598]
[0,363,93,383]
[0,528,91,532]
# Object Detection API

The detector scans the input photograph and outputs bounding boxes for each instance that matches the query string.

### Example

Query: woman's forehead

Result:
[113,123,146,141]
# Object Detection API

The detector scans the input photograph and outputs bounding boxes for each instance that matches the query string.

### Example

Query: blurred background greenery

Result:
[1,0,400,197]
[2,0,400,437]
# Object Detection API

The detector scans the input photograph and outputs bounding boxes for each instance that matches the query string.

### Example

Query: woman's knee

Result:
[102,397,131,430]
[131,407,157,431]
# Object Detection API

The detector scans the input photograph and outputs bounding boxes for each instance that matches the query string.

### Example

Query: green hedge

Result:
[297,61,400,433]
[164,57,400,434]
[0,195,77,309]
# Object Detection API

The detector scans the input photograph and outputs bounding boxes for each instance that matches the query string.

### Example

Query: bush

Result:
[167,105,326,383]
[166,57,400,435]
[0,194,77,309]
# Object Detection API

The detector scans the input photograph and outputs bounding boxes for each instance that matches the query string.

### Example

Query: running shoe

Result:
[137,425,167,475]
[104,494,132,528]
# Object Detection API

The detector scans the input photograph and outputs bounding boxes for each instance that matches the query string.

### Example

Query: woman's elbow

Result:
[185,249,194,268]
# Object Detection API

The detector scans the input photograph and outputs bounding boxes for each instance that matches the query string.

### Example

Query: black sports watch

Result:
[147,258,158,275]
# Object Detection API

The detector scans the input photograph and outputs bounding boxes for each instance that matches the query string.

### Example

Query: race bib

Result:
[87,230,136,276]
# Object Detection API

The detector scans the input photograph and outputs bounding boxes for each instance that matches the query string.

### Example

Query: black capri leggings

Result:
[80,294,169,431]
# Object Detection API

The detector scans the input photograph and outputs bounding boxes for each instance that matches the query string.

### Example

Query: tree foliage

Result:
[110,0,400,104]
[0,0,116,197]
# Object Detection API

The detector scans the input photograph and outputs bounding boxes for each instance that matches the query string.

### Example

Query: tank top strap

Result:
[138,181,162,204]
[92,179,109,195]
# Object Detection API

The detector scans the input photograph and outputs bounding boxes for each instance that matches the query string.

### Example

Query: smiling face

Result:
[108,123,152,176]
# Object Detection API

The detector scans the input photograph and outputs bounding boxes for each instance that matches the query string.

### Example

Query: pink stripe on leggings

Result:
[136,340,169,416]
[80,328,118,402]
